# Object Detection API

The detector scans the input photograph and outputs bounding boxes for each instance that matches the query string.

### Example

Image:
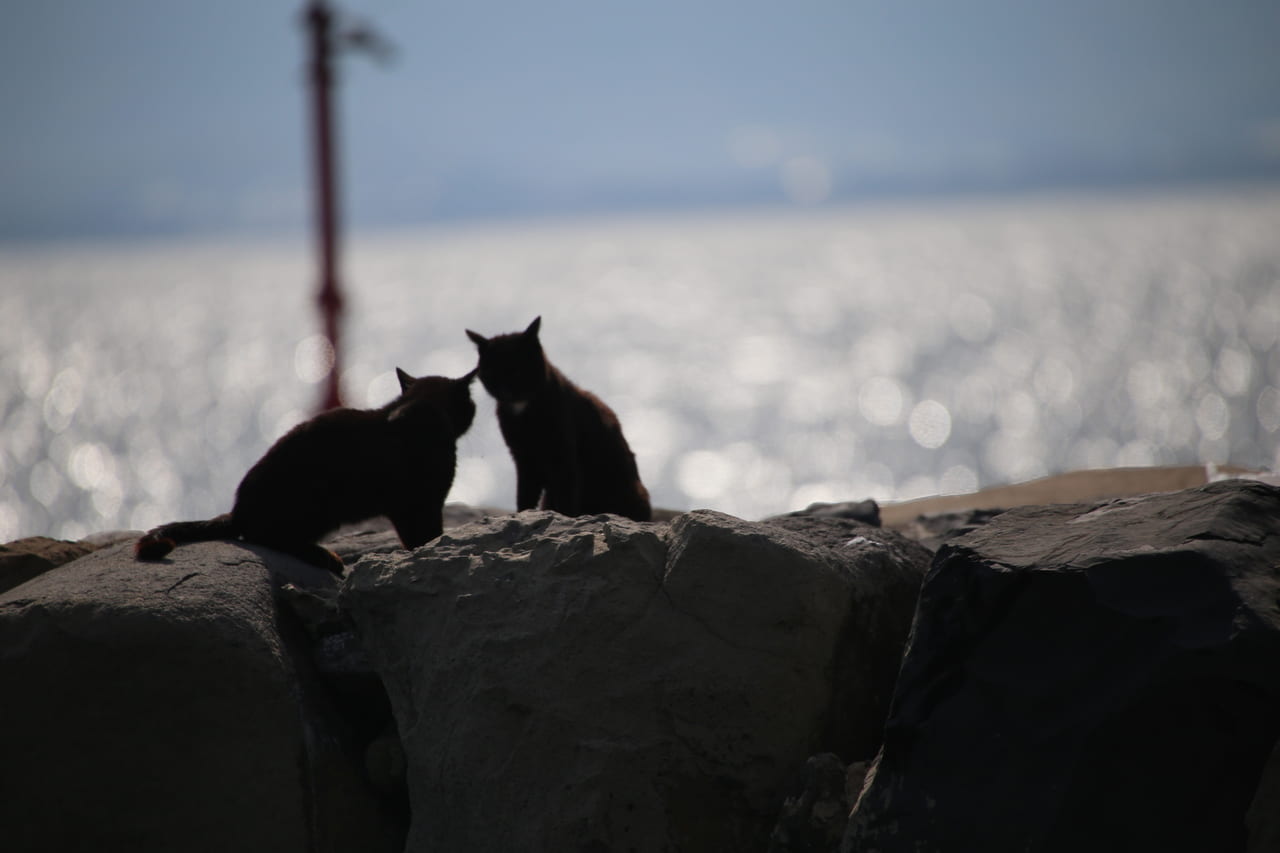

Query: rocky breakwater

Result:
[0,503,928,852]
[12,475,1273,851]
[845,478,1280,853]
[340,509,930,852]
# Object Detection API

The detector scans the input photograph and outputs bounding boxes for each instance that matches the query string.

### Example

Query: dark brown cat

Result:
[465,316,651,521]
[135,368,477,573]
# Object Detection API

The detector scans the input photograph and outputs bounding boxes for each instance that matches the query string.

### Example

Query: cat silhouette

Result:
[135,368,476,573]
[466,316,651,521]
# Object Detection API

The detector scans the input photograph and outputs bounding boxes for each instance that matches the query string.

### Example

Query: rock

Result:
[845,758,873,810]
[0,536,98,594]
[78,529,141,549]
[768,753,852,853]
[779,499,882,527]
[440,501,507,528]
[0,539,404,853]
[764,515,934,760]
[844,479,1280,853]
[1247,737,1280,852]
[896,507,1006,551]
[763,514,905,555]
[341,509,929,852]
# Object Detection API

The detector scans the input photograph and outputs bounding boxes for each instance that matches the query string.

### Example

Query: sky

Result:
[2,0,1280,240]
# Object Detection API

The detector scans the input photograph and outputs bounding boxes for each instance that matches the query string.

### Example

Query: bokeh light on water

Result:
[2,188,1280,539]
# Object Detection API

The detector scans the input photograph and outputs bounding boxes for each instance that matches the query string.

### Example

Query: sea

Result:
[3,186,1279,542]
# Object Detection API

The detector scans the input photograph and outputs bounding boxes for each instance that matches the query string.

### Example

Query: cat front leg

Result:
[515,462,544,512]
[544,431,583,515]
[545,464,584,516]
[389,509,443,550]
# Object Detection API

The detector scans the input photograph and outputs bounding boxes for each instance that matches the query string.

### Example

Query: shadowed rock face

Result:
[342,509,928,853]
[845,479,1280,853]
[0,540,404,853]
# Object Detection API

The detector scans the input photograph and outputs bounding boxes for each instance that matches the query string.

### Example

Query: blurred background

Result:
[2,0,1279,539]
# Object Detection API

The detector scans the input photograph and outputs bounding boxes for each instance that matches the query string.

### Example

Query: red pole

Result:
[306,0,344,412]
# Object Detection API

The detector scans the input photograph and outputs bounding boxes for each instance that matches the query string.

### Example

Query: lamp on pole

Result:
[302,0,390,412]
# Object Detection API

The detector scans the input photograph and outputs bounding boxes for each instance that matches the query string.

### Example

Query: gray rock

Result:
[341,509,928,852]
[0,539,403,853]
[844,479,1280,853]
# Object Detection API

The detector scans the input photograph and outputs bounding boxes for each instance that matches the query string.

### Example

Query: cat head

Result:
[389,368,477,438]
[465,316,548,404]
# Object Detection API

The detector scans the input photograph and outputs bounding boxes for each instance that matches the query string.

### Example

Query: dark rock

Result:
[342,509,928,852]
[768,753,852,853]
[780,499,882,527]
[0,536,98,594]
[844,479,1280,853]
[845,758,873,810]
[0,539,404,853]
[278,581,344,639]
[897,506,1006,551]
[765,515,933,760]
[765,514,912,556]
[1247,736,1280,852]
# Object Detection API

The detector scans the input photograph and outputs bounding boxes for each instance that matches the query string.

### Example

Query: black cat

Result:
[135,368,477,573]
[466,316,651,521]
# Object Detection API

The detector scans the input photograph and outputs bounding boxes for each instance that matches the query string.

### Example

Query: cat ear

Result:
[459,367,478,385]
[395,367,415,392]
[466,329,488,349]
[524,316,542,339]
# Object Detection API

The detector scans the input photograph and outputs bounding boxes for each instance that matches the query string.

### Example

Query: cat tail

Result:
[135,513,236,561]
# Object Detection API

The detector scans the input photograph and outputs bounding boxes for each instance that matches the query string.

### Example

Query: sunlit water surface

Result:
[3,187,1280,540]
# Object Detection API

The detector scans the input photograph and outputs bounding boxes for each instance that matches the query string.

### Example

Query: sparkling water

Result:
[3,186,1279,541]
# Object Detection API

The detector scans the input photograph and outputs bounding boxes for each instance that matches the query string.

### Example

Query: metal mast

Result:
[302,0,389,412]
